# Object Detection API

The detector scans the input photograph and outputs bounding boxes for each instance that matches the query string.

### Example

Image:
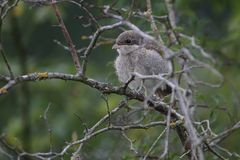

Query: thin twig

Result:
[1,0,20,20]
[81,21,123,75]
[42,103,53,152]
[204,142,226,160]
[51,0,82,74]
[145,0,164,43]
[0,44,14,79]
[72,101,127,156]
[0,136,19,160]
[160,100,172,158]
[164,0,176,28]
[143,128,167,160]
[121,131,139,155]
[67,0,100,28]
[209,121,240,144]
[127,0,135,20]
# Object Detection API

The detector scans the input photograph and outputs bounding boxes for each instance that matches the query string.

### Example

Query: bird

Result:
[112,30,172,98]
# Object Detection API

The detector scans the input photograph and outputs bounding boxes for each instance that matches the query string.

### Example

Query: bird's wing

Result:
[137,48,171,75]
[135,48,172,97]
[143,39,164,56]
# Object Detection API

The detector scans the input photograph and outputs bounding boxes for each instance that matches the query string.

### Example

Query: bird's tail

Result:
[155,84,172,98]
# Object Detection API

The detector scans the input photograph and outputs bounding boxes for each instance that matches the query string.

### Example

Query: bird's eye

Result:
[125,39,132,44]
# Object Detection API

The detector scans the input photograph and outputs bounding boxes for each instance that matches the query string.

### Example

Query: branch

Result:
[0,47,14,79]
[73,100,127,157]
[179,33,215,63]
[164,0,176,28]
[143,128,167,160]
[0,136,20,160]
[0,21,14,79]
[209,121,240,145]
[18,121,167,159]
[0,72,143,100]
[1,0,20,20]
[81,21,123,75]
[145,0,164,43]
[51,0,82,74]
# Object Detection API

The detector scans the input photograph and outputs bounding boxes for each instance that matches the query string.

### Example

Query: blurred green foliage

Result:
[0,0,240,159]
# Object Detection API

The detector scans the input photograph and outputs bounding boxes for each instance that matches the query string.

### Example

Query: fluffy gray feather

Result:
[113,30,172,96]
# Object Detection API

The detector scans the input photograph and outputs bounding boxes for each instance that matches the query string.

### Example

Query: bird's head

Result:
[112,30,144,55]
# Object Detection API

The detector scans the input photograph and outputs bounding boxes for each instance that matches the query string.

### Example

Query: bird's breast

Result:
[115,55,135,82]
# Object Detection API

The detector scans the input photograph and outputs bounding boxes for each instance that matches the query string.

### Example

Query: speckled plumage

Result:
[113,30,172,96]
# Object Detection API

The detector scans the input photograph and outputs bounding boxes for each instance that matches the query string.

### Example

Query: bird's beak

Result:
[112,44,120,50]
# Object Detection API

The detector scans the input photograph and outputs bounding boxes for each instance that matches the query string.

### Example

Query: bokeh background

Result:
[0,0,240,159]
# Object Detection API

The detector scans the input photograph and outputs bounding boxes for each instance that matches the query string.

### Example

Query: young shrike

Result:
[112,30,172,97]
